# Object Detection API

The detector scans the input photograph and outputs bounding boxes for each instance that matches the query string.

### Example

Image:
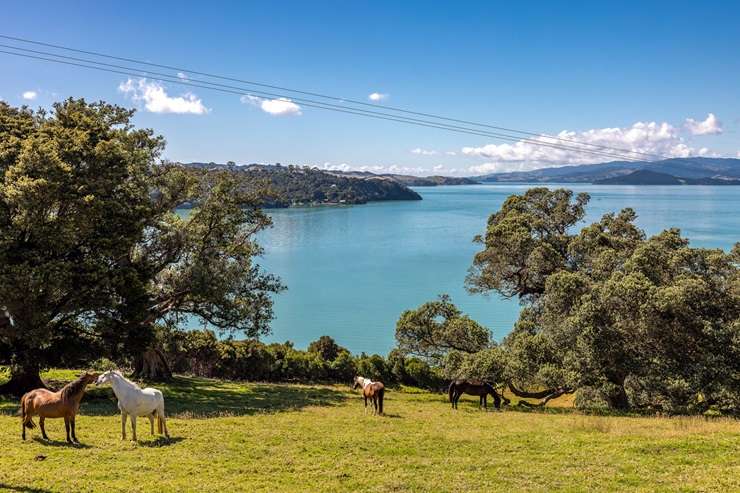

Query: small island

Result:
[594,169,740,185]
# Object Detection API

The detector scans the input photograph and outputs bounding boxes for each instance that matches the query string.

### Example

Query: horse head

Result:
[95,370,118,386]
[352,376,365,390]
[79,371,100,386]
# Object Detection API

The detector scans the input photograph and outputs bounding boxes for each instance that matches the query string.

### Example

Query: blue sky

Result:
[2,1,739,175]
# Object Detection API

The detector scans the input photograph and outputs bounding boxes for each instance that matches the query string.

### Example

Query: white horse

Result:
[96,370,169,441]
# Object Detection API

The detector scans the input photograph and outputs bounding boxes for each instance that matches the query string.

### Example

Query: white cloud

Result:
[411,147,438,156]
[319,162,462,176]
[462,119,718,174]
[22,91,37,101]
[321,162,353,172]
[368,92,388,102]
[445,151,457,156]
[241,94,302,116]
[118,78,208,114]
[177,72,188,80]
[684,113,722,135]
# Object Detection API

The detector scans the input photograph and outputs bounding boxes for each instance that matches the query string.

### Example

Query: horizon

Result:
[2,1,739,176]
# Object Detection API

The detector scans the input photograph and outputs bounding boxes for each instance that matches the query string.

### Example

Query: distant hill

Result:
[593,169,740,185]
[179,162,422,207]
[331,171,478,186]
[474,157,740,184]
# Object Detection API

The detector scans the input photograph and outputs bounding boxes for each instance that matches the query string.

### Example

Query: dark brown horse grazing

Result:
[353,376,385,415]
[20,372,98,443]
[448,380,501,410]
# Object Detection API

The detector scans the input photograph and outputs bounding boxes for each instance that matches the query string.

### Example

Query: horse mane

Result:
[60,374,91,400]
[111,370,141,389]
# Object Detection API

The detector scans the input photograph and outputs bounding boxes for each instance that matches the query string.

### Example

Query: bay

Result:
[227,184,739,355]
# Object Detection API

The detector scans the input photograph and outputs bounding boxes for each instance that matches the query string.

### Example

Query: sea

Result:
[204,184,740,355]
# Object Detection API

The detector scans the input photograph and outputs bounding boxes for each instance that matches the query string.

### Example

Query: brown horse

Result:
[20,372,98,443]
[353,376,385,415]
[448,379,501,410]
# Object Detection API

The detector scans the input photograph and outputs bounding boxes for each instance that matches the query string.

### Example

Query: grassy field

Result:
[1,369,738,492]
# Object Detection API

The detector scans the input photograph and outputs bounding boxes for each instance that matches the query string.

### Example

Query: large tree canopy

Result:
[468,188,740,413]
[0,99,283,394]
[0,100,163,394]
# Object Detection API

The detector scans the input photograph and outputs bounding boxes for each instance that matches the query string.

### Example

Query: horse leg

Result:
[121,412,127,440]
[148,413,155,435]
[372,396,378,415]
[159,408,170,438]
[39,417,49,440]
[364,395,368,414]
[64,417,72,444]
[130,415,137,441]
[483,395,488,411]
[70,416,78,443]
[21,399,26,440]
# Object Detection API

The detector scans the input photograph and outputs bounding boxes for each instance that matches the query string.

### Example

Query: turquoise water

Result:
[250,185,738,354]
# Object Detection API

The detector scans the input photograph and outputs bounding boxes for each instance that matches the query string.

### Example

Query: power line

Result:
[0,43,652,163]
[0,47,652,164]
[0,33,668,162]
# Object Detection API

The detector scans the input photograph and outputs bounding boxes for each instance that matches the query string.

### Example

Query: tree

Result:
[0,99,163,395]
[0,99,285,393]
[116,167,285,380]
[307,336,343,361]
[467,188,589,299]
[469,188,740,412]
[395,295,492,365]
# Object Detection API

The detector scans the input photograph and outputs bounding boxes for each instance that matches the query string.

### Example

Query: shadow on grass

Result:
[0,484,54,493]
[136,436,185,448]
[1,375,347,419]
[31,437,93,449]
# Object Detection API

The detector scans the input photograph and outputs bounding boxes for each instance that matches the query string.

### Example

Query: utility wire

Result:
[0,33,670,162]
[0,46,651,163]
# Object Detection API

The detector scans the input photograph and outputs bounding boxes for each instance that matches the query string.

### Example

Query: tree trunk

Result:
[134,347,172,381]
[0,365,48,397]
[605,383,630,410]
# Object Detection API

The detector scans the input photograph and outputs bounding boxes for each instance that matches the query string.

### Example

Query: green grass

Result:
[1,369,738,492]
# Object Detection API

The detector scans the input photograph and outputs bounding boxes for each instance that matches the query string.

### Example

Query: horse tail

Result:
[448,381,456,403]
[378,387,384,415]
[20,394,35,429]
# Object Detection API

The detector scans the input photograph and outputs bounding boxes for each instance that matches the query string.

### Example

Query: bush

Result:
[143,328,449,390]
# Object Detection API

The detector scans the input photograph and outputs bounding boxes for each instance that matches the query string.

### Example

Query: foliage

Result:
[0,99,284,393]
[469,187,740,413]
[0,99,164,392]
[152,329,439,389]
[395,294,492,364]
[307,335,343,361]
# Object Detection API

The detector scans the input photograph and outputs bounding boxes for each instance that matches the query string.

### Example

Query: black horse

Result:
[448,380,501,410]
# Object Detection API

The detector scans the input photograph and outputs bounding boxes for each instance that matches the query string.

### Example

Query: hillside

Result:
[2,370,738,492]
[331,170,479,186]
[594,169,740,185]
[179,163,422,207]
[474,157,740,184]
